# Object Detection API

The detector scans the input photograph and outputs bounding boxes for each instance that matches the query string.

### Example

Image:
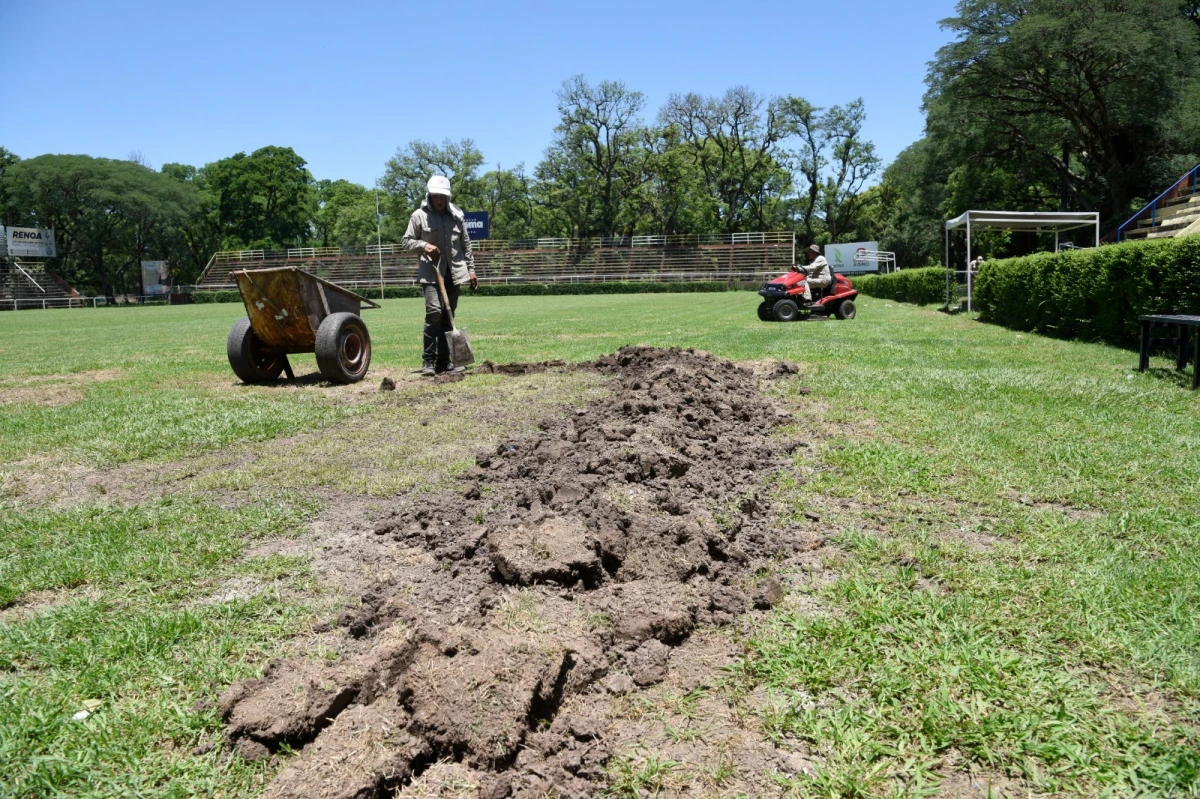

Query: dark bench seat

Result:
[1139,314,1200,389]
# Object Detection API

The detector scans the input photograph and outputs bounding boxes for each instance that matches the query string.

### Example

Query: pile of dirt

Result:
[218,346,814,798]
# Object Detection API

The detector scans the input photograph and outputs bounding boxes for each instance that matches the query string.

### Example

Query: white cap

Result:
[426,175,452,197]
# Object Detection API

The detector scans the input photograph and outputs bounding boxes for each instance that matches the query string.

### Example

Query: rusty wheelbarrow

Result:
[226,267,380,385]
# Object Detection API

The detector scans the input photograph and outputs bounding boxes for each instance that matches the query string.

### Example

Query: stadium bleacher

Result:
[0,260,81,310]
[193,233,797,292]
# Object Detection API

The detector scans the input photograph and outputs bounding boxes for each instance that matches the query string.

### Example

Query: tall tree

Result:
[659,87,793,232]
[0,146,20,229]
[7,155,199,297]
[928,0,1200,220]
[379,138,485,238]
[539,76,649,237]
[478,166,537,240]
[628,125,713,235]
[160,162,221,282]
[817,100,882,242]
[202,146,314,249]
[313,179,378,248]
[782,98,824,243]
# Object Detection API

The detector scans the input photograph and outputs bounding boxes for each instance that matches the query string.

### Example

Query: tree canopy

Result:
[869,0,1200,265]
[5,155,199,298]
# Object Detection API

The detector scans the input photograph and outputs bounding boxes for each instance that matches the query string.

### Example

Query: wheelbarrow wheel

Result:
[315,312,372,384]
[227,317,285,384]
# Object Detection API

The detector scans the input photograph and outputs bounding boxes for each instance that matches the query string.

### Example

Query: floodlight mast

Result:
[375,189,384,301]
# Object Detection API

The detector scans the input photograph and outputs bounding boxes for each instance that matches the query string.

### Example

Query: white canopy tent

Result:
[944,210,1100,311]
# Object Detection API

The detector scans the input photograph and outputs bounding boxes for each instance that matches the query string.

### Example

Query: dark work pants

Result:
[423,281,459,367]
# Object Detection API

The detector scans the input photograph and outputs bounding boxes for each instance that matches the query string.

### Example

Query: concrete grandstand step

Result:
[0,261,81,309]
[1179,215,1200,238]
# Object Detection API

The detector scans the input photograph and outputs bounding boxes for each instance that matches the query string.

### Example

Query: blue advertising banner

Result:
[464,211,490,240]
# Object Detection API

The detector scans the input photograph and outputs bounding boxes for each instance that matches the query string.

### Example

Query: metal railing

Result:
[12,262,46,293]
[851,250,898,273]
[1112,164,1200,242]
[212,249,266,262]
[204,231,796,263]
[0,294,181,311]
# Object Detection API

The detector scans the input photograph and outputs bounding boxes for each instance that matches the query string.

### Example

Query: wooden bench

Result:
[1139,314,1200,388]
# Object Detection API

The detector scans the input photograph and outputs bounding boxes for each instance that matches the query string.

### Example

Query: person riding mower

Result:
[756,244,859,322]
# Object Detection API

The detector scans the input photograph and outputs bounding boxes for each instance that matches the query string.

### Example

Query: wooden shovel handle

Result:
[434,256,456,330]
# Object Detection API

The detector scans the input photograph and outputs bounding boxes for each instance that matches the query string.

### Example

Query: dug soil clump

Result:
[218,346,813,798]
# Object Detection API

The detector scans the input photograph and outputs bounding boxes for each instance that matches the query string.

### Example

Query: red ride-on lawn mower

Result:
[757,269,859,322]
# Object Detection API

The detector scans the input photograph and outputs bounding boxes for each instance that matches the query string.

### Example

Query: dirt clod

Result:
[235,737,270,762]
[628,639,671,686]
[753,576,785,609]
[379,377,396,391]
[603,673,635,696]
[770,361,801,377]
[220,346,808,797]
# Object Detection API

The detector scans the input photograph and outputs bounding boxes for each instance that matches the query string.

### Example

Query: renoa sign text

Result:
[5,227,57,258]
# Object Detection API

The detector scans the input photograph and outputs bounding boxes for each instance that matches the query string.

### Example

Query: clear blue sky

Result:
[1,0,957,187]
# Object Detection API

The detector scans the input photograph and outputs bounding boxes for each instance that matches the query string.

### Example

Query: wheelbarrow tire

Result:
[316,312,372,384]
[227,317,285,384]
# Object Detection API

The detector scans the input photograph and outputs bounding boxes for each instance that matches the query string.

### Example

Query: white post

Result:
[966,216,973,313]
[945,224,951,309]
[1095,216,1100,248]
[375,190,385,301]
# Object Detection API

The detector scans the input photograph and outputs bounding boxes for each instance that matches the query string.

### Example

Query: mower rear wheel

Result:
[773,299,801,322]
[315,312,372,384]
[227,317,285,384]
[835,299,857,320]
[757,301,774,322]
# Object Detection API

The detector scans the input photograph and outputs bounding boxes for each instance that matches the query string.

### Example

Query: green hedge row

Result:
[190,289,242,304]
[191,280,745,304]
[974,236,1200,346]
[851,267,948,306]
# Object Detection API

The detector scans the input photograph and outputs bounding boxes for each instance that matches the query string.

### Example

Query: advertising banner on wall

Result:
[464,211,490,240]
[141,261,171,295]
[824,241,879,274]
[6,227,56,258]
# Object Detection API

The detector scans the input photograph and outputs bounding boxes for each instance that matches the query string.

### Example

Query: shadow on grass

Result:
[1143,366,1197,389]
[237,373,328,388]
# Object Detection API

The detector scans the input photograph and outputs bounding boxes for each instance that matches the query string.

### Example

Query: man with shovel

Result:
[401,175,479,376]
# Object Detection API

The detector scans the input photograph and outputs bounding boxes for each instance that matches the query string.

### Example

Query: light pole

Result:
[375,189,385,301]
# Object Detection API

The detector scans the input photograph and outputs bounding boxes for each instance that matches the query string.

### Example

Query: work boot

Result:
[437,364,466,375]
[421,362,436,377]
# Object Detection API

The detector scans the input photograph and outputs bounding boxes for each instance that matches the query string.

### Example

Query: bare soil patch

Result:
[3,368,609,509]
[0,368,122,407]
[217,347,824,797]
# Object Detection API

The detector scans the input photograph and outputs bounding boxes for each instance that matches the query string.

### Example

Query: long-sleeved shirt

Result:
[401,196,476,286]
[804,255,833,287]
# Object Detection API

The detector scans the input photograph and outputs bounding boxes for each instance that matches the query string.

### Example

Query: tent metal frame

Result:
[943,211,1100,311]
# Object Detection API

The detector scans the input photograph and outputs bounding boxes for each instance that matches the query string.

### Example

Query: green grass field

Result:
[1,294,1198,797]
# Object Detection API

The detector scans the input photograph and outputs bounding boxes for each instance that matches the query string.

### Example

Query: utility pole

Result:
[375,189,385,301]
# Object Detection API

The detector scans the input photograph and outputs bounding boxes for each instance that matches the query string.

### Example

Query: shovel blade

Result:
[447,327,474,367]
